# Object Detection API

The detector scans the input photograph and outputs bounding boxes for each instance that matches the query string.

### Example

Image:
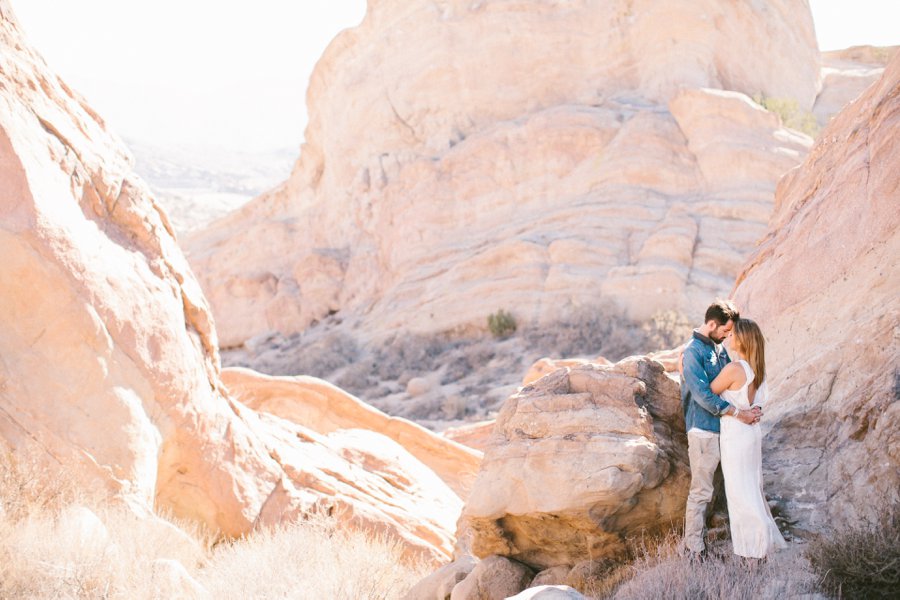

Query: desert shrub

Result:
[523,304,648,361]
[643,309,692,350]
[197,515,429,600]
[0,448,428,599]
[441,394,468,420]
[610,533,817,600]
[371,334,456,381]
[0,451,208,599]
[753,94,820,138]
[0,449,78,521]
[806,502,900,599]
[289,330,361,377]
[488,309,517,338]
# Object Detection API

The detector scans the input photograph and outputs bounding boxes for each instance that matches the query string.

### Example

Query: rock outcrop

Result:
[220,367,482,499]
[814,45,898,128]
[732,53,900,531]
[0,3,460,562]
[186,0,820,348]
[459,358,688,569]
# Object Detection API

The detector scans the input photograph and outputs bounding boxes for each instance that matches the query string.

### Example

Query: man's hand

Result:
[736,406,763,425]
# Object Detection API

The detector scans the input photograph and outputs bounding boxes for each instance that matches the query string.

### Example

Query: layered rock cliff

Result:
[186,0,821,347]
[732,53,900,530]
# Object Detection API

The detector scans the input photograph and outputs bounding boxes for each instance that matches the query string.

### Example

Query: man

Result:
[681,299,761,556]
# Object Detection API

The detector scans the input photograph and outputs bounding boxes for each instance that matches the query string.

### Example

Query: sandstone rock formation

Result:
[732,53,900,531]
[0,3,460,562]
[403,555,477,600]
[450,555,534,600]
[460,358,688,569]
[186,0,820,348]
[442,420,495,452]
[814,45,898,128]
[220,367,482,499]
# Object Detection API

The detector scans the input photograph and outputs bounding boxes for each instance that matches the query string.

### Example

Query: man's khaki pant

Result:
[683,431,721,553]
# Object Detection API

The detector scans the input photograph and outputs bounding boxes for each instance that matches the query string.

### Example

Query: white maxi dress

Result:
[720,360,787,558]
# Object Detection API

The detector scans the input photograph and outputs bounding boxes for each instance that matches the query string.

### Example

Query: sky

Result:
[10,0,900,154]
[12,1,368,152]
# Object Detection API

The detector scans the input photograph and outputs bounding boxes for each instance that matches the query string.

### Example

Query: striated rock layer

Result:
[460,358,689,569]
[186,0,820,347]
[732,53,900,531]
[0,3,461,562]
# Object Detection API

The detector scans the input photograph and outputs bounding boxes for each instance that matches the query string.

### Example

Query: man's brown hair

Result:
[704,299,740,326]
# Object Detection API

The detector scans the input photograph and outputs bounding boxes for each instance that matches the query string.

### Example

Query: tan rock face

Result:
[442,420,496,453]
[0,2,269,534]
[460,358,689,569]
[186,0,820,347]
[732,54,900,531]
[220,367,482,500]
[0,4,461,562]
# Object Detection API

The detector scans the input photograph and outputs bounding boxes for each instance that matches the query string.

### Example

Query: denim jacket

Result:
[681,330,732,433]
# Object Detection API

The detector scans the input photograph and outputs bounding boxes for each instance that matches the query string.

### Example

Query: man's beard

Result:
[710,333,725,343]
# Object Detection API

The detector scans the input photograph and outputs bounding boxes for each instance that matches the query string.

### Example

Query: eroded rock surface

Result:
[814,45,898,128]
[186,0,820,347]
[221,367,482,499]
[732,53,900,531]
[460,358,688,569]
[0,3,460,562]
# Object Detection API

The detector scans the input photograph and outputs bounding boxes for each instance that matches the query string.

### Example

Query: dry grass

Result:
[806,502,900,599]
[0,450,428,599]
[603,533,820,600]
[198,518,428,599]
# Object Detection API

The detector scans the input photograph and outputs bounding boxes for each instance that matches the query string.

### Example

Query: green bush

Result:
[806,502,900,599]
[487,309,517,338]
[752,94,820,138]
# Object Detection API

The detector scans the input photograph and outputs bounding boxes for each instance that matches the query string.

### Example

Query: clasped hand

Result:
[736,406,763,425]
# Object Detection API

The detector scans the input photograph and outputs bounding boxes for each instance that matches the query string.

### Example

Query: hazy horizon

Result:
[11,1,900,156]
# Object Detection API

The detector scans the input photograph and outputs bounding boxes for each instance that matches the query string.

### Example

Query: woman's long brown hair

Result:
[733,318,766,387]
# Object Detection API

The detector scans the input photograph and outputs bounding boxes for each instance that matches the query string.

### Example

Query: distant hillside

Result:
[126,138,296,233]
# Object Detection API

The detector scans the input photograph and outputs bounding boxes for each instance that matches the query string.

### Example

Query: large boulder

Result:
[450,555,535,600]
[0,3,460,562]
[0,1,267,534]
[732,53,900,531]
[186,0,820,347]
[460,358,688,569]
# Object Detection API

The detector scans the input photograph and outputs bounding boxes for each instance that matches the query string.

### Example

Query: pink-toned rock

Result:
[220,367,481,499]
[731,53,900,531]
[0,3,274,536]
[814,46,898,128]
[186,0,820,346]
[523,357,612,386]
[460,358,688,569]
[646,345,685,373]
[442,420,496,453]
[249,411,461,562]
[0,4,461,563]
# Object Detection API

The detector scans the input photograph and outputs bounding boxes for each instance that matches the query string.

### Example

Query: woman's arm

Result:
[710,363,744,394]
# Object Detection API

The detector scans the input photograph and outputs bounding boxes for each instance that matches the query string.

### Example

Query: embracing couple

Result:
[681,299,786,561]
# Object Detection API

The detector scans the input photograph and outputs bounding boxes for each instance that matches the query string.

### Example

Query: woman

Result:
[710,318,787,559]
